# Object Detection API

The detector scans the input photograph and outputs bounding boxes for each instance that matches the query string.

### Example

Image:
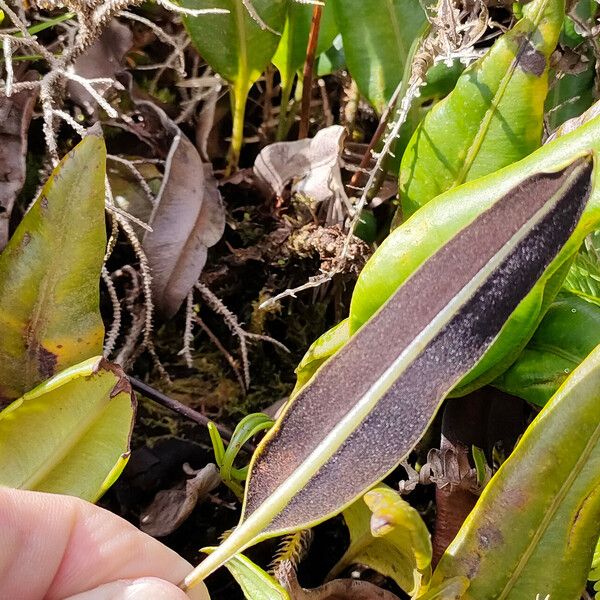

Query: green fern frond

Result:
[564,231,600,305]
[270,529,313,574]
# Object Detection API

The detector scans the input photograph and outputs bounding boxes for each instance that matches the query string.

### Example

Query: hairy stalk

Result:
[102,266,122,357]
[195,282,289,389]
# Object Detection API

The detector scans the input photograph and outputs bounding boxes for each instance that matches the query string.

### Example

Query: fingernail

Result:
[66,577,190,600]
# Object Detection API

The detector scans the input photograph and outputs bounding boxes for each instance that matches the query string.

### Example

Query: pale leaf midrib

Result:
[21,377,115,490]
[526,341,583,366]
[452,0,550,187]
[385,0,408,64]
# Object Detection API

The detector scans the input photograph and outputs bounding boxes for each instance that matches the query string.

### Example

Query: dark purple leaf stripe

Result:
[183,156,593,587]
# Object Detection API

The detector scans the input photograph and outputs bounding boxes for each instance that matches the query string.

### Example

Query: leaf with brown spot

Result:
[141,105,225,318]
[431,342,600,599]
[0,132,106,406]
[0,74,37,251]
[399,0,564,218]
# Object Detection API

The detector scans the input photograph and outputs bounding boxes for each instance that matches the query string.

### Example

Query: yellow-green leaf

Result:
[0,132,106,406]
[431,343,600,599]
[202,547,290,600]
[0,356,136,502]
[589,537,600,598]
[331,485,432,596]
[399,0,564,218]
[415,578,470,600]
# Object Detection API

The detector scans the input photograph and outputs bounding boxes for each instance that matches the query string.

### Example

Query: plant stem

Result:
[298,4,323,139]
[276,78,294,140]
[129,375,234,442]
[226,83,247,174]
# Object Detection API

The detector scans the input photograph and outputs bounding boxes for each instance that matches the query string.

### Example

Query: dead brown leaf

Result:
[140,462,221,538]
[0,75,37,251]
[69,19,133,114]
[254,125,348,207]
[278,564,401,600]
[138,103,226,318]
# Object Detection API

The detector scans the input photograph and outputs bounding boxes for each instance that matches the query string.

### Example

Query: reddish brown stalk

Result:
[298,4,323,139]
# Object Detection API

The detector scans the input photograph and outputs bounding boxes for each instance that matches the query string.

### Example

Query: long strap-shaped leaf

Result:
[182,157,593,588]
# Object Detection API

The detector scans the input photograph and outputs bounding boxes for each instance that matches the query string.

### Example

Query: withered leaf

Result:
[69,19,133,114]
[0,76,37,251]
[140,463,221,538]
[141,106,225,318]
[254,125,348,206]
[279,565,401,600]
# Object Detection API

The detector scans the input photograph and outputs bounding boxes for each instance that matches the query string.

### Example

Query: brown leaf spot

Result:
[516,37,546,76]
[478,525,504,550]
[0,390,11,409]
[40,195,48,210]
[21,232,31,247]
[37,345,58,380]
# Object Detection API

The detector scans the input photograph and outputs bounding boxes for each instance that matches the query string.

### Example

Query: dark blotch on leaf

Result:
[478,525,504,549]
[37,345,58,380]
[516,37,546,76]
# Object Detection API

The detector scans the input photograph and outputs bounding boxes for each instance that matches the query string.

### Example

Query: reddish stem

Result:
[298,4,323,139]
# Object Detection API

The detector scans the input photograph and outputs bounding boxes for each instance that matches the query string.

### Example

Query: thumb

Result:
[65,577,210,600]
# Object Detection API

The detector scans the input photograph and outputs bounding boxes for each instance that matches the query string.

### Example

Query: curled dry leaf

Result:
[140,462,221,538]
[279,564,401,600]
[140,104,226,318]
[254,125,348,208]
[69,19,133,113]
[0,75,37,251]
